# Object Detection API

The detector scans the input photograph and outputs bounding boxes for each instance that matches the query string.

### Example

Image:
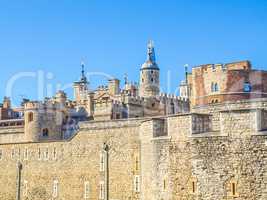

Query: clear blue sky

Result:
[0,0,267,106]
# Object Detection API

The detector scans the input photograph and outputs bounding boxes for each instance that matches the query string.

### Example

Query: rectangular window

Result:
[23,180,28,196]
[84,181,90,199]
[135,155,139,171]
[24,148,28,160]
[163,179,167,191]
[99,181,105,200]
[231,182,237,196]
[0,149,2,160]
[53,180,58,198]
[134,175,140,193]
[100,152,105,172]
[192,181,196,193]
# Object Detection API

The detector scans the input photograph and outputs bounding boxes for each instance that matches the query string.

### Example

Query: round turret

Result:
[139,41,160,98]
[24,101,41,142]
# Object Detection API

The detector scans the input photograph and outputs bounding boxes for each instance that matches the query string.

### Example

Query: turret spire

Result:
[147,40,156,63]
[184,64,189,84]
[80,61,88,83]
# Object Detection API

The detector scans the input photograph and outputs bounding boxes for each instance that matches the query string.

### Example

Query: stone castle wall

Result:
[1,104,267,200]
[0,119,142,200]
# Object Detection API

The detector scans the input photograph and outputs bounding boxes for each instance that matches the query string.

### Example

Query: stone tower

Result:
[73,62,89,103]
[179,64,190,99]
[139,40,160,98]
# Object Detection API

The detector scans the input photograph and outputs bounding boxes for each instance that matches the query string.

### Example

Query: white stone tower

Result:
[73,62,89,103]
[139,40,160,98]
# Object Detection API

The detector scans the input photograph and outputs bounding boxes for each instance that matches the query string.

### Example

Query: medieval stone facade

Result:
[1,42,267,200]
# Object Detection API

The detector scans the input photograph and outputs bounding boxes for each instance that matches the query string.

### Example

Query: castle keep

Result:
[1,42,267,200]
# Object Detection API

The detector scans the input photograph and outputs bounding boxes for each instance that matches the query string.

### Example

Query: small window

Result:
[42,128,49,137]
[142,78,144,83]
[28,112,34,122]
[211,83,219,92]
[230,181,238,197]
[134,175,140,193]
[100,152,105,172]
[11,148,15,159]
[84,181,90,199]
[192,181,196,193]
[53,147,57,160]
[244,82,252,92]
[38,148,41,160]
[214,83,219,92]
[23,180,28,196]
[151,70,154,74]
[0,149,2,160]
[99,181,105,200]
[151,103,155,107]
[211,82,214,92]
[163,179,167,191]
[135,155,139,171]
[151,78,154,82]
[53,180,59,198]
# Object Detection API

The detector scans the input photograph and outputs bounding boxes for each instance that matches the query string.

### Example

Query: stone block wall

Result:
[1,109,267,200]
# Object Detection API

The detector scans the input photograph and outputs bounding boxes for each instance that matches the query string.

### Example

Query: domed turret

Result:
[139,40,160,98]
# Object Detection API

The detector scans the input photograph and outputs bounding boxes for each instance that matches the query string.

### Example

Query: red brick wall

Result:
[191,62,267,107]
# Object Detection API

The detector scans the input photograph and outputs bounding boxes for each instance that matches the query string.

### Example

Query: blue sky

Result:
[0,0,267,106]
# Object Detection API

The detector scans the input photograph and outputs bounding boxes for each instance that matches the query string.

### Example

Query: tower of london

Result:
[1,42,267,200]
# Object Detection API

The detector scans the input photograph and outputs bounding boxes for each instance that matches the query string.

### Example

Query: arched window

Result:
[28,112,34,122]
[42,128,49,137]
[151,78,154,82]
[214,83,219,92]
[211,83,219,92]
[211,82,214,92]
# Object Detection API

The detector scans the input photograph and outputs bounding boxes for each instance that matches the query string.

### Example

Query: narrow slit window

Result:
[84,181,90,199]
[100,152,105,172]
[135,155,139,171]
[53,147,57,160]
[99,181,104,200]
[38,148,41,160]
[163,179,167,191]
[231,182,237,196]
[53,180,59,198]
[192,181,196,193]
[134,175,140,193]
[23,180,28,196]
[28,112,34,122]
